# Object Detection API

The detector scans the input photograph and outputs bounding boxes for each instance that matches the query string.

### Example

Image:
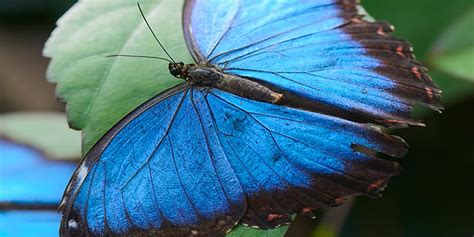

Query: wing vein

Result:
[190,88,235,207]
[119,87,189,190]
[166,134,203,218]
[211,92,374,193]
[206,0,242,59]
[209,93,349,199]
[147,163,166,224]
[209,12,352,63]
[83,165,99,235]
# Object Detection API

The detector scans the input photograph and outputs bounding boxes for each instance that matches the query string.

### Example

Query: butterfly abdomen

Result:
[216,74,283,104]
[187,65,283,104]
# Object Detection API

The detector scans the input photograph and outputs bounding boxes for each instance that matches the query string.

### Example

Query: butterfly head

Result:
[169,62,186,78]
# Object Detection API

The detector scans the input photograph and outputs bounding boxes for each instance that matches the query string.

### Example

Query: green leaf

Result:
[312,224,337,237]
[356,5,375,22]
[0,112,81,160]
[363,0,470,61]
[44,0,192,153]
[44,1,287,236]
[430,7,474,57]
[429,7,474,82]
[227,225,289,237]
[431,48,474,81]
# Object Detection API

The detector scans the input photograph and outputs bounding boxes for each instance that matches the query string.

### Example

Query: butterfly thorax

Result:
[169,62,283,104]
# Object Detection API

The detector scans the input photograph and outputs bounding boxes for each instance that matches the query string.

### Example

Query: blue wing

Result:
[183,0,442,126]
[0,139,76,237]
[0,211,62,237]
[202,88,405,227]
[60,84,406,234]
[60,85,246,236]
[0,139,76,207]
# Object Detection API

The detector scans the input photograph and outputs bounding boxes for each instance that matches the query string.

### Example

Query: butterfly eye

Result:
[168,63,181,77]
[170,67,181,77]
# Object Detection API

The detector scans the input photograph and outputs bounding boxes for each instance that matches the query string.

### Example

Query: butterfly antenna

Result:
[137,2,176,63]
[106,54,173,63]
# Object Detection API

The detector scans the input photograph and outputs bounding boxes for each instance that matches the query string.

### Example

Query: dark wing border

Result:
[183,0,206,63]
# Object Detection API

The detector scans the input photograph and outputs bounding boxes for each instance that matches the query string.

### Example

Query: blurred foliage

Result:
[0,112,81,160]
[0,0,75,23]
[312,224,336,237]
[431,47,474,81]
[430,7,474,82]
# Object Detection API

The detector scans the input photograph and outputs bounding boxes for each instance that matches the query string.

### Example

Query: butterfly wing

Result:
[59,84,246,236]
[201,88,405,228]
[0,139,76,237]
[61,84,406,234]
[0,211,62,237]
[183,0,442,126]
[0,139,76,207]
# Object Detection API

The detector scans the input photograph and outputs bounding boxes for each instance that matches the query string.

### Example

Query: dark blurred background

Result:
[1,0,472,237]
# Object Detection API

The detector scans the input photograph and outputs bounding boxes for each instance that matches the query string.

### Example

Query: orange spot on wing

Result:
[368,179,386,192]
[267,214,285,222]
[425,87,434,99]
[351,18,363,24]
[396,45,405,58]
[377,27,386,36]
[301,207,315,214]
[334,198,344,206]
[412,67,422,80]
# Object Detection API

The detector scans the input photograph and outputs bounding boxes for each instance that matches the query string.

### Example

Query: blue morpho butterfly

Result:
[59,1,442,236]
[0,138,76,237]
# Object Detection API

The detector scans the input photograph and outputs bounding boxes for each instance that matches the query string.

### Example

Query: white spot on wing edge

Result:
[68,219,78,229]
[225,221,242,234]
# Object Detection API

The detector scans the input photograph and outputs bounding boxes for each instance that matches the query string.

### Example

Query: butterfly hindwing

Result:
[0,211,62,237]
[204,89,405,227]
[0,139,76,207]
[183,0,441,126]
[0,139,76,237]
[60,85,246,236]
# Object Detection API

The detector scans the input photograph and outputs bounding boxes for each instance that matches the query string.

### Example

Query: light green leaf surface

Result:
[0,112,81,160]
[44,0,192,153]
[430,7,474,82]
[44,0,287,236]
[432,48,474,81]
[227,225,289,237]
